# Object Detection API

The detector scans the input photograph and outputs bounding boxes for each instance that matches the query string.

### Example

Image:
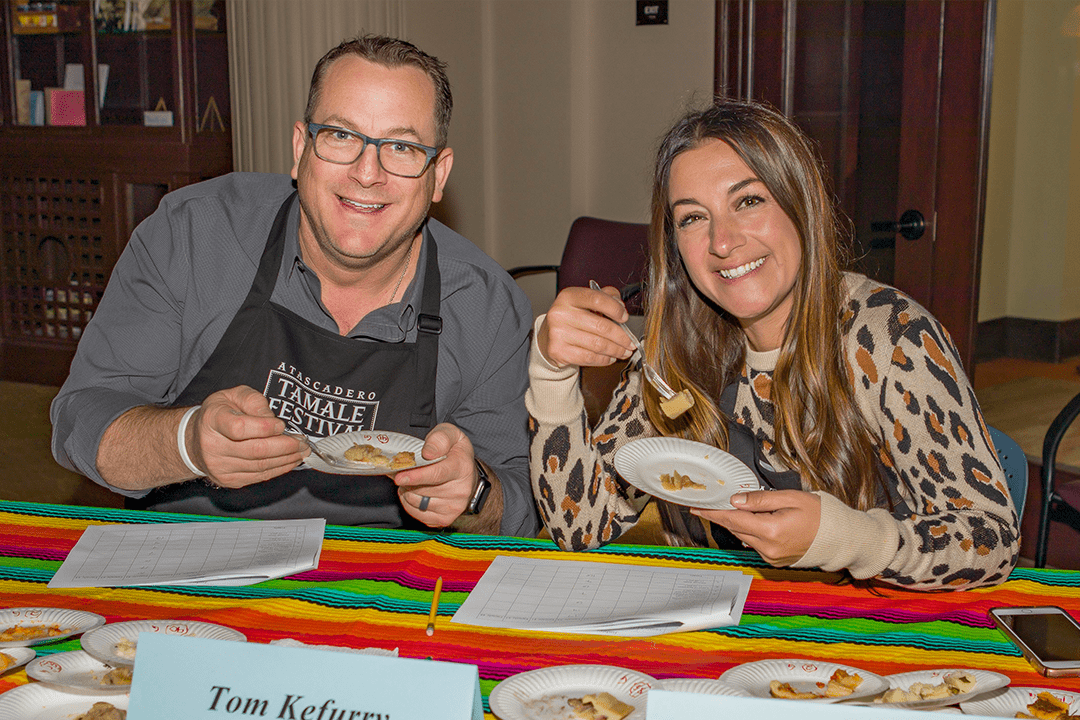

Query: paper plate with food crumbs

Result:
[613,438,759,510]
[81,619,245,667]
[27,650,134,691]
[0,647,35,674]
[658,678,751,696]
[0,682,128,720]
[489,664,656,720]
[960,687,1080,718]
[864,668,1011,709]
[303,430,443,475]
[0,607,105,648]
[719,659,889,704]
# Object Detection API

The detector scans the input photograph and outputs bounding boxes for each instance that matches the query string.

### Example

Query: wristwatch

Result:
[465,460,491,515]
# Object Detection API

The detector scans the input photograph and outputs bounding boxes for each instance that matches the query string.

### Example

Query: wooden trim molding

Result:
[976,317,1080,363]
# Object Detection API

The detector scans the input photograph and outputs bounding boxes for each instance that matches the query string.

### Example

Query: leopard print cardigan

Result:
[526,273,1019,590]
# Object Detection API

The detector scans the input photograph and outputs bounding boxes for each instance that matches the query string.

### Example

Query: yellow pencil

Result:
[426,576,443,636]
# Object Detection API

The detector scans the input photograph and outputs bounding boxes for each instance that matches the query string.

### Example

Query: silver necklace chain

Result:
[389,242,413,304]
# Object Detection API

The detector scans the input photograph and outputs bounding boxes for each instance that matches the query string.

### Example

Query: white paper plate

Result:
[862,668,1011,709]
[0,683,128,720]
[27,650,133,691]
[302,430,443,475]
[960,686,1080,718]
[0,646,35,673]
[0,608,106,648]
[719,658,889,703]
[658,677,751,696]
[81,619,246,667]
[489,664,657,720]
[613,438,760,509]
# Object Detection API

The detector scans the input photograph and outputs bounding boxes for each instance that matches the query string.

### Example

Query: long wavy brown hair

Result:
[643,99,884,511]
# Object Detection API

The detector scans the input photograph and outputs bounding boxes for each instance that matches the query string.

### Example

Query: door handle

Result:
[871,209,925,240]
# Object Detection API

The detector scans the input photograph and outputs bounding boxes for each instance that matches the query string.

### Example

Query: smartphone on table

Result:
[989,606,1080,677]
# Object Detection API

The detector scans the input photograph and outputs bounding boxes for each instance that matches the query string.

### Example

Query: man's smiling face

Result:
[291,55,453,272]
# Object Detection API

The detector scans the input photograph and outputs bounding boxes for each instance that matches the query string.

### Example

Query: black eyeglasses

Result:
[306,122,441,178]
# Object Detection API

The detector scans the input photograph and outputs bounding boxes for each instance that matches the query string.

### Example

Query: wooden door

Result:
[715,0,993,371]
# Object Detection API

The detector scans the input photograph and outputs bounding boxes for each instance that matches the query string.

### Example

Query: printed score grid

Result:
[451,556,752,634]
[48,519,325,588]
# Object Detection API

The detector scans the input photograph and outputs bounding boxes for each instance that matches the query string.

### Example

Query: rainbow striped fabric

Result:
[2,500,1079,712]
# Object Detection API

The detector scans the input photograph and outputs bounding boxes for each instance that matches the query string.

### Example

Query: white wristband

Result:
[177,405,204,477]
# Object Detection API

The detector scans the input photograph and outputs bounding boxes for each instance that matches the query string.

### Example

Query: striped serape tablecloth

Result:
[2,500,1079,712]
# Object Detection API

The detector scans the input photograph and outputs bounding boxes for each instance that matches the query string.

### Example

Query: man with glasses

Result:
[51,36,538,537]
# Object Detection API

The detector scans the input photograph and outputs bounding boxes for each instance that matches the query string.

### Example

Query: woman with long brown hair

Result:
[527,99,1018,590]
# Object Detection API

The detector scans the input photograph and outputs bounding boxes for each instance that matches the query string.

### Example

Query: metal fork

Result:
[590,280,677,400]
[283,429,355,469]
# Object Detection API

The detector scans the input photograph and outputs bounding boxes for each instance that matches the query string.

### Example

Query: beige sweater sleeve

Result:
[739,275,1018,589]
[812,274,1018,588]
[525,315,585,426]
[527,315,655,550]
[793,492,899,578]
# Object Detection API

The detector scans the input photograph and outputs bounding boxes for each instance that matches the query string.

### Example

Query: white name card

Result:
[645,691,1002,720]
[143,110,174,126]
[127,634,483,720]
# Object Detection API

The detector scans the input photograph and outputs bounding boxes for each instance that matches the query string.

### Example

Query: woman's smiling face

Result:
[669,138,802,351]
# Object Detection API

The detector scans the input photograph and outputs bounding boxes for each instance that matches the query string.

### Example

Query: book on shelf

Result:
[45,88,86,126]
[29,90,44,125]
[63,63,84,91]
[15,79,30,125]
[96,64,110,108]
[61,63,110,108]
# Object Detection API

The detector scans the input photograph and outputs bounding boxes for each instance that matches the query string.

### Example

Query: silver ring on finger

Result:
[418,495,431,512]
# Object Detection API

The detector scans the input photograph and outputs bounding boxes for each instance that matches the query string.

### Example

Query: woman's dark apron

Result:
[129,194,442,527]
[659,381,910,549]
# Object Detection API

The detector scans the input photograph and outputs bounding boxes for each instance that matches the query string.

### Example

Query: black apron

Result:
[660,381,911,548]
[130,194,442,527]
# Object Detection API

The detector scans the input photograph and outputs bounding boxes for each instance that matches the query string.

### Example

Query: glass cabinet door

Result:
[193,0,227,133]
[1,0,232,384]
[9,1,91,126]
[94,0,175,126]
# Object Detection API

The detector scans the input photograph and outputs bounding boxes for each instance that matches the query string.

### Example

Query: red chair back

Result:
[557,217,649,313]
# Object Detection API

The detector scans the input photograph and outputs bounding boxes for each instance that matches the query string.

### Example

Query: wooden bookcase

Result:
[0,0,232,385]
